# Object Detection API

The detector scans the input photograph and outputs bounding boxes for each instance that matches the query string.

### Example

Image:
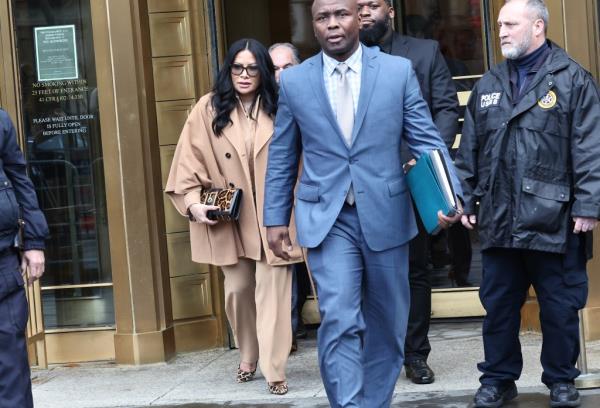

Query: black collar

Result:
[379,30,395,54]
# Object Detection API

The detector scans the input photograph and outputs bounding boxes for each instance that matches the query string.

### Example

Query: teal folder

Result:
[406,149,458,235]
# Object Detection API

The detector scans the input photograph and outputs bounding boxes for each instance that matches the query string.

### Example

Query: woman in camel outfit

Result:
[165,38,302,395]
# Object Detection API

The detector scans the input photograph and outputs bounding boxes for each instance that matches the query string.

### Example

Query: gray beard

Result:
[501,33,533,59]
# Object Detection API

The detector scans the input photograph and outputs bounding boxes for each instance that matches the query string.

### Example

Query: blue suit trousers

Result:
[307,204,410,408]
[0,251,33,408]
[478,232,588,388]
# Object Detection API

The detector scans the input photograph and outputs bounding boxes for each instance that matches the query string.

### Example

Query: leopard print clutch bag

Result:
[199,188,243,221]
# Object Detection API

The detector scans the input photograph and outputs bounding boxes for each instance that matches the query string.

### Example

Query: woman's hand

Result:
[189,203,221,225]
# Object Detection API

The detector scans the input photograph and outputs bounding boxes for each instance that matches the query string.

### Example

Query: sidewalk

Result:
[32,322,600,407]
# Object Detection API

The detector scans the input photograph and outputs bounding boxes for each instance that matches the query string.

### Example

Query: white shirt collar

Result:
[322,44,363,77]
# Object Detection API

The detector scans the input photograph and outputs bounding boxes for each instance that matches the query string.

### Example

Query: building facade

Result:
[0,0,598,366]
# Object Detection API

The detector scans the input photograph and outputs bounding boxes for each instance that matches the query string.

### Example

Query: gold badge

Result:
[538,90,557,109]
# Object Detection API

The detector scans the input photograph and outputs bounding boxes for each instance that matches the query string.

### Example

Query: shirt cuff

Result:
[23,239,46,251]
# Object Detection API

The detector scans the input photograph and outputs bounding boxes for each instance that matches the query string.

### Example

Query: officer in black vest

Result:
[0,109,49,408]
[456,1,600,406]
[358,0,460,385]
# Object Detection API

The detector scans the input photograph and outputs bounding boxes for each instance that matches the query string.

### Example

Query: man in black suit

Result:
[358,0,460,385]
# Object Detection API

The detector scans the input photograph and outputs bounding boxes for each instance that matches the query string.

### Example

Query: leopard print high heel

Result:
[268,381,288,395]
[236,364,256,383]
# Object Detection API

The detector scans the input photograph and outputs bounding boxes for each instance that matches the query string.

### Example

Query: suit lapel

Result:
[220,104,255,188]
[391,33,410,59]
[351,47,380,144]
[308,54,349,147]
[254,107,274,159]
[221,108,247,161]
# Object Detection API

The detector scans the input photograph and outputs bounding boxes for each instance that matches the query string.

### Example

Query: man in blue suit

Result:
[264,0,462,406]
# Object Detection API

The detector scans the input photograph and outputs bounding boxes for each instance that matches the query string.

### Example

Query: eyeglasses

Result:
[231,63,260,77]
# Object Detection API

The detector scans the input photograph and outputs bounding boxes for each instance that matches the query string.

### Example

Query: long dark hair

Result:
[211,38,278,136]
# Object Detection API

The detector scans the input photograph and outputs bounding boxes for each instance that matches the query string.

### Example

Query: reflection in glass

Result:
[223,0,487,79]
[13,0,114,328]
[400,0,486,78]
[224,0,320,61]
[42,287,115,329]
[396,0,485,288]
[429,228,481,288]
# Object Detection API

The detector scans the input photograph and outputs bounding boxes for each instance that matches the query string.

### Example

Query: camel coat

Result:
[165,94,303,266]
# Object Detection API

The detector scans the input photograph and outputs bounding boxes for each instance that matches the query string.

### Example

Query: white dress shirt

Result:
[322,45,363,116]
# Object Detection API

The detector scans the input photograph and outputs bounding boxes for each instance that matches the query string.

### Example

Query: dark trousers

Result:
[0,251,33,408]
[479,233,588,388]
[448,223,472,285]
[291,262,311,334]
[404,215,432,363]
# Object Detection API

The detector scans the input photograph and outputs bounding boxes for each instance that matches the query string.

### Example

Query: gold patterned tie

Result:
[335,62,355,205]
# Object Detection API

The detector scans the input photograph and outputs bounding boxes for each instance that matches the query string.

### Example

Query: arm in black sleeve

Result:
[570,72,600,219]
[429,42,460,152]
[0,110,49,250]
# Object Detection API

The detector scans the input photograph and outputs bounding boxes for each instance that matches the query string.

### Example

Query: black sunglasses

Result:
[231,63,260,77]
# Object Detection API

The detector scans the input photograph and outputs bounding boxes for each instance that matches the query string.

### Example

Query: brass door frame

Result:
[0,0,21,128]
[26,279,48,368]
[90,0,176,364]
[0,0,119,365]
[1,0,177,365]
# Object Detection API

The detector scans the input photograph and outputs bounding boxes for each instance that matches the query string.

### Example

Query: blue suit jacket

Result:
[264,45,462,251]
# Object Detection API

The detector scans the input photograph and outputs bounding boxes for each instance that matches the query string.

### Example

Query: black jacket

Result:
[384,33,459,151]
[455,43,600,254]
[0,109,48,251]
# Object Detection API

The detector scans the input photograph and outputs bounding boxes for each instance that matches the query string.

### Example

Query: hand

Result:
[438,210,461,229]
[402,159,417,173]
[266,226,293,261]
[461,214,477,230]
[21,249,45,285]
[189,203,220,225]
[437,201,463,230]
[573,217,598,234]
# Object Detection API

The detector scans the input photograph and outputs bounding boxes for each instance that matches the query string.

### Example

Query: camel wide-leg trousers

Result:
[221,257,293,382]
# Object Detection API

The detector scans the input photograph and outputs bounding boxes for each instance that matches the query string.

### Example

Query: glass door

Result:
[11,0,115,361]
[395,0,491,317]
[221,0,494,318]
